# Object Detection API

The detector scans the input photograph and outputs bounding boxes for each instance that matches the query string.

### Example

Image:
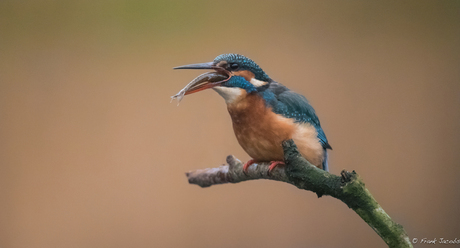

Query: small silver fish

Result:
[171,72,229,104]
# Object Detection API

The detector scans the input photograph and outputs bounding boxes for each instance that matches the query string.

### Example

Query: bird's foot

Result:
[243,159,257,174]
[268,161,285,175]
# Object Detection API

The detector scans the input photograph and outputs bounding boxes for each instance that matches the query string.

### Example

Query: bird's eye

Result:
[230,63,239,70]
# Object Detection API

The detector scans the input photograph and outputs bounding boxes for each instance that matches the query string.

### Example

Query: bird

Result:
[173,53,331,173]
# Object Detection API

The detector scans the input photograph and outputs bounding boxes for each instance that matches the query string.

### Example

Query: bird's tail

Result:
[322,149,329,172]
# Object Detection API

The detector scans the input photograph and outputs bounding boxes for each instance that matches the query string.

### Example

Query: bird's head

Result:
[173,54,270,103]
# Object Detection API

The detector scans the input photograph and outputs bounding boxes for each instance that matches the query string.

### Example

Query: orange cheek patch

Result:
[233,70,255,82]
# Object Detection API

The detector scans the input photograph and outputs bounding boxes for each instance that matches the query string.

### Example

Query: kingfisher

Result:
[173,54,331,173]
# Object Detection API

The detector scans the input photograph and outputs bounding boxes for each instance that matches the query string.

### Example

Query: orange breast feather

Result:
[227,94,324,168]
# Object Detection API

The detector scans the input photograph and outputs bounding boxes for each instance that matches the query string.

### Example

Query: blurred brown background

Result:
[1,1,459,247]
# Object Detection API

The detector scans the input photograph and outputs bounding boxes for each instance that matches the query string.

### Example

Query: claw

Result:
[243,159,256,174]
[268,161,285,175]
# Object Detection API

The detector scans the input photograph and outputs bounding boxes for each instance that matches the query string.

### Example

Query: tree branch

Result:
[186,140,412,248]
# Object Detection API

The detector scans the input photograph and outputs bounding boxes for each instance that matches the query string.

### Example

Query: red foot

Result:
[268,161,285,175]
[243,159,256,174]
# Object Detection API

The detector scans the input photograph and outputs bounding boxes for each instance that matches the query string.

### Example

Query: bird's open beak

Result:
[172,62,231,99]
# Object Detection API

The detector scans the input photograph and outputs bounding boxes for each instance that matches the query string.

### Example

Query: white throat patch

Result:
[213,86,244,104]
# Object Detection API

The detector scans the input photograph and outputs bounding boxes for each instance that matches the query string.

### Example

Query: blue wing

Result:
[261,82,332,150]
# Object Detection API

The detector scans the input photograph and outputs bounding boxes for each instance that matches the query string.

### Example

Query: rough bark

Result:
[186,140,412,248]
